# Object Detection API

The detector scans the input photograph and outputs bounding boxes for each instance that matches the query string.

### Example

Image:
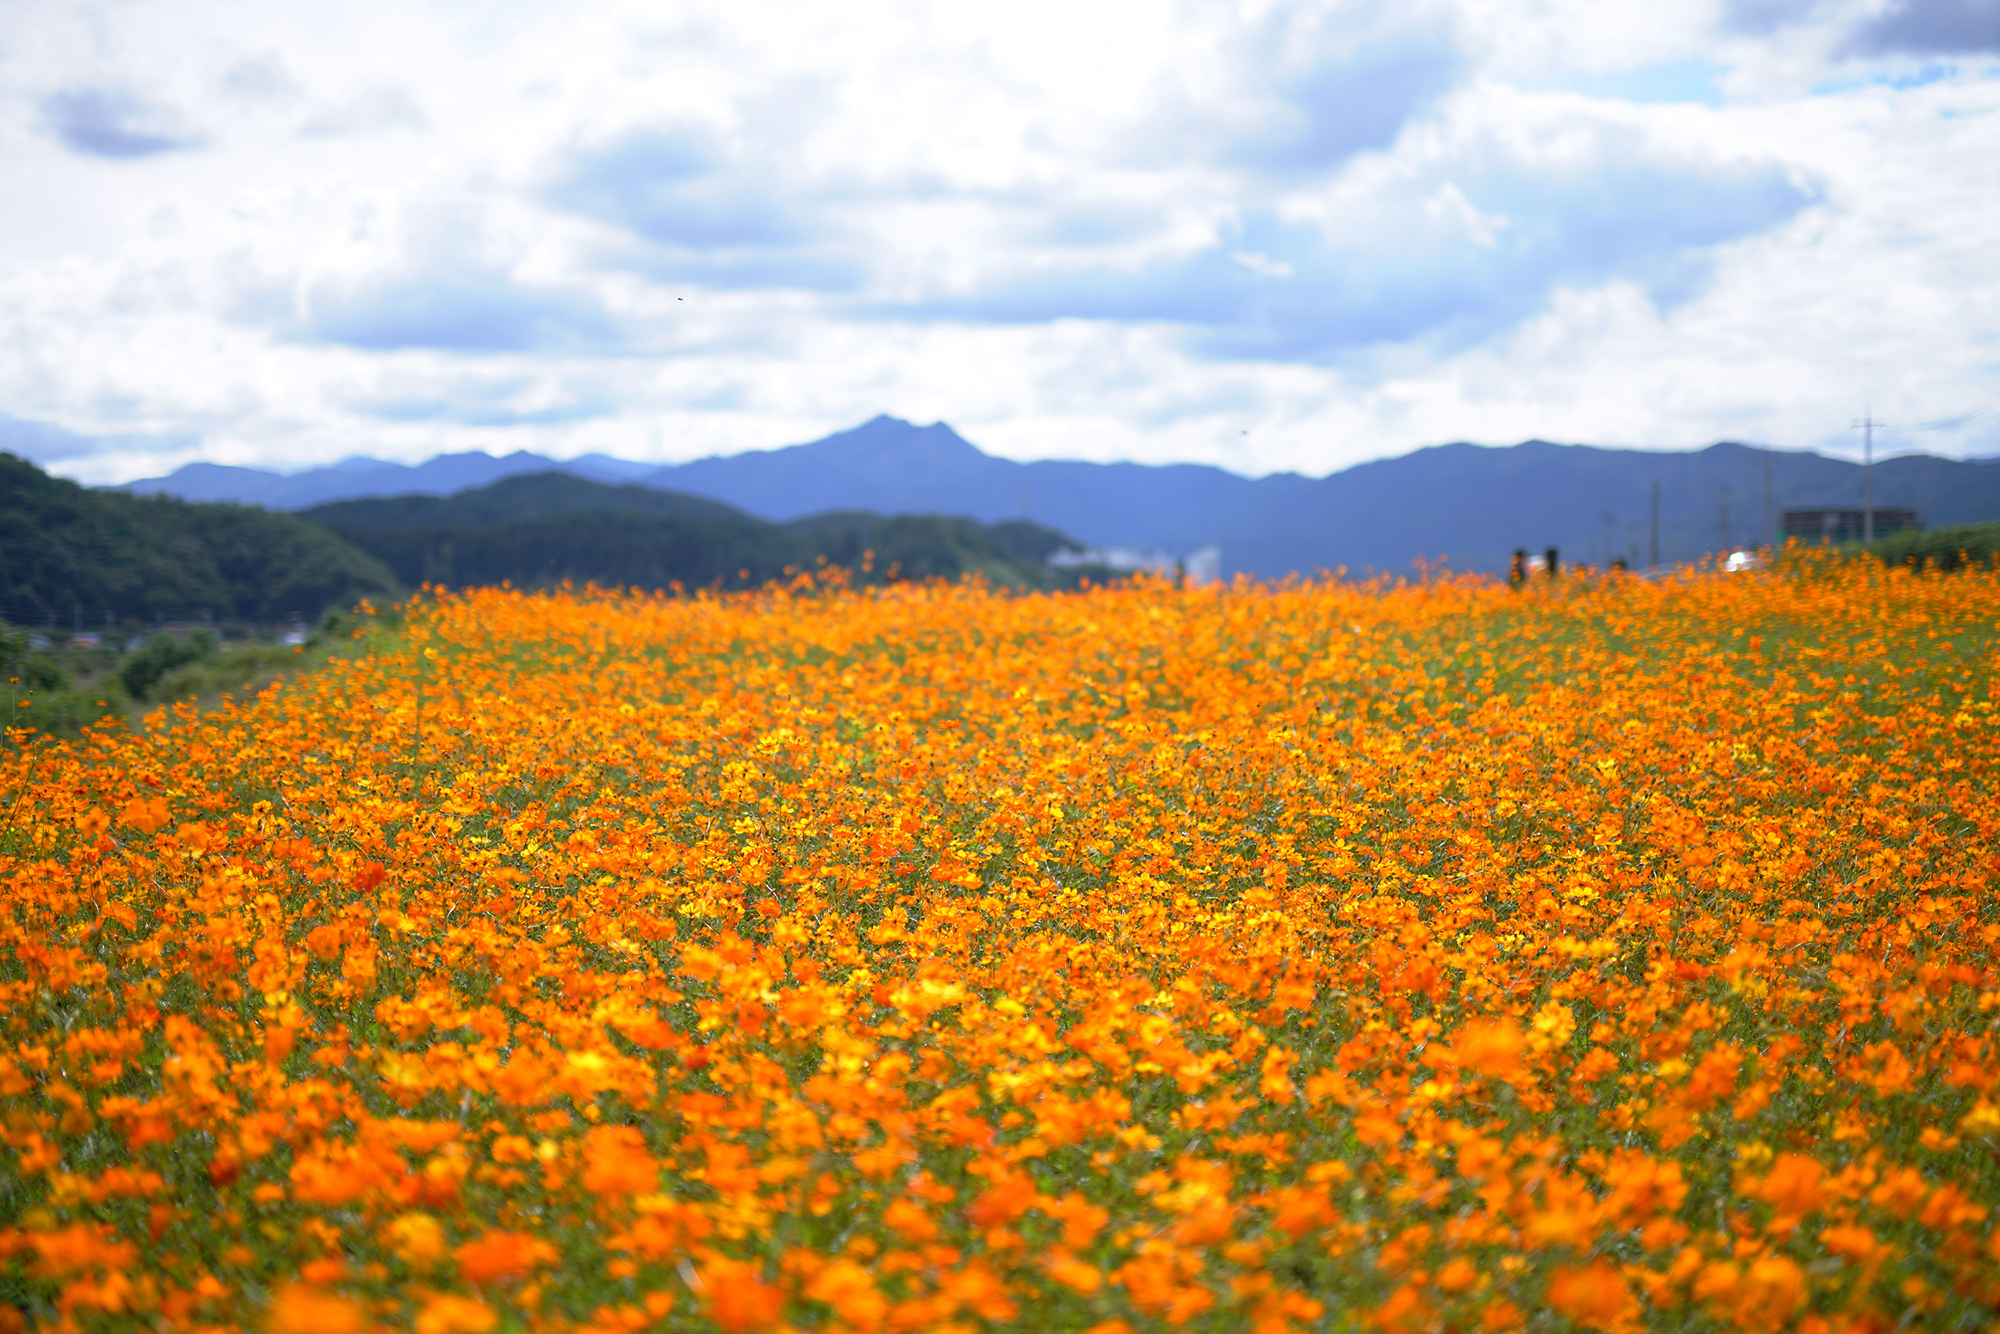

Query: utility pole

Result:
[1649,479,1660,570]
[1719,489,1730,556]
[1762,447,1773,551]
[1853,407,1880,544]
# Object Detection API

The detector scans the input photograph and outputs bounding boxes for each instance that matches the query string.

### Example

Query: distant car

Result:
[1723,550,1760,572]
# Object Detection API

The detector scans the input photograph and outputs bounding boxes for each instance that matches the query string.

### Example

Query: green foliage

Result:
[1864,520,2000,572]
[323,510,791,592]
[118,629,218,700]
[1,451,401,623]
[304,470,1093,593]
[0,625,64,693]
[111,627,336,708]
[312,607,363,645]
[985,518,1081,564]
[782,511,1083,587]
[2,624,126,740]
[4,682,127,739]
[303,470,747,531]
[150,641,305,703]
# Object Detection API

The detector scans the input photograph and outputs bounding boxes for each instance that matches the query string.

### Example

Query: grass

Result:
[4,608,393,747]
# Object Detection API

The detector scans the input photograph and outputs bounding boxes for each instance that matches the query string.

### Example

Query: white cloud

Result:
[1231,251,1297,277]
[0,0,1993,484]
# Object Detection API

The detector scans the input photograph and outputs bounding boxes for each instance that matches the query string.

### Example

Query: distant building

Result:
[1046,545,1223,582]
[1781,508,1919,543]
[1048,546,1177,575]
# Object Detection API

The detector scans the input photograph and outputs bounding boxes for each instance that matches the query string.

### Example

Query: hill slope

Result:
[303,471,749,532]
[1,452,399,626]
[300,473,1089,593]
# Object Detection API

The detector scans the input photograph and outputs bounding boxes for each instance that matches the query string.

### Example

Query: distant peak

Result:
[808,414,984,456]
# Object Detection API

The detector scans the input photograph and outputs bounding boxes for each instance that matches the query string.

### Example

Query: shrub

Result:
[118,629,216,700]
[1865,520,2000,572]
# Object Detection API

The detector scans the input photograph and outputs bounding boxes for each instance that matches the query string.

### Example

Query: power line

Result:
[1649,479,1659,571]
[1852,408,1880,545]
[1868,398,2000,435]
[1846,396,1995,542]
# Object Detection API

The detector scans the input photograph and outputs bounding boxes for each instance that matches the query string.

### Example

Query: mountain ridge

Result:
[105,414,2000,576]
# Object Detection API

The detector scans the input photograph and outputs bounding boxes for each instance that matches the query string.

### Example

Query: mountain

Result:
[641,417,1255,557]
[110,413,2000,577]
[636,417,2000,575]
[1,453,398,627]
[302,471,747,532]
[300,472,1089,593]
[1243,438,2000,577]
[115,449,653,509]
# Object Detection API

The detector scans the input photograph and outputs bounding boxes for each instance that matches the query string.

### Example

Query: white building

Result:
[1048,545,1222,583]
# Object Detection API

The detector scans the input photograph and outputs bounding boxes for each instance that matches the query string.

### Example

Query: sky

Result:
[2,0,1997,485]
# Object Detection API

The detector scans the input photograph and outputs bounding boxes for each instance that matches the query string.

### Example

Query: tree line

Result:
[4,454,1104,635]
[1,452,399,628]
[300,472,1094,593]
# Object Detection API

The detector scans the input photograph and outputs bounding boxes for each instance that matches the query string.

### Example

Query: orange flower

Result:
[805,1258,889,1329]
[1820,1224,1880,1262]
[1442,1019,1527,1082]
[1732,1255,1807,1329]
[1680,1044,1742,1111]
[415,1294,498,1334]
[1044,1253,1104,1294]
[383,1212,447,1271]
[1371,1283,1435,1334]
[267,1283,370,1334]
[1749,1153,1826,1221]
[28,1224,136,1278]
[882,1197,939,1244]
[1546,1262,1637,1330]
[966,1170,1040,1228]
[453,1230,557,1286]
[120,795,170,834]
[1436,1257,1479,1294]
[4,550,1997,1333]
[581,1123,659,1199]
[1869,1165,1928,1217]
[702,1256,785,1332]
[1600,1149,1687,1227]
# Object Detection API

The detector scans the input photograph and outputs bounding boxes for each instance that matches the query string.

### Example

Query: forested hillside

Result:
[302,472,1093,591]
[303,471,747,531]
[1,452,398,626]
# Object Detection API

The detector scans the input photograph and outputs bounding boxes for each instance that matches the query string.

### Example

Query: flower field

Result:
[3,556,1999,1333]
